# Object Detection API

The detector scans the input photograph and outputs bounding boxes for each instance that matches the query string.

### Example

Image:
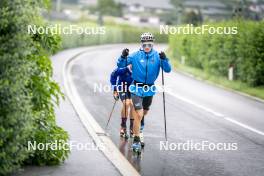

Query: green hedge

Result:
[57,21,168,49]
[0,0,69,175]
[169,21,264,86]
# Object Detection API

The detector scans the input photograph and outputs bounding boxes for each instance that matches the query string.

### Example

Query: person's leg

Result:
[129,101,134,135]
[119,101,127,137]
[119,92,131,137]
[141,96,153,128]
[121,99,130,117]
[131,94,144,137]
[140,110,148,130]
[131,108,143,137]
[141,116,144,129]
[126,92,134,135]
[140,96,153,144]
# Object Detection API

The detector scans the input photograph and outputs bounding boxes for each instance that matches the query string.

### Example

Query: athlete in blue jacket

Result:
[110,52,134,138]
[117,48,145,139]
[122,33,172,152]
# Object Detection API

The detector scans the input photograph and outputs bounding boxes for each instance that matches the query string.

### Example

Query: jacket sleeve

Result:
[116,57,123,67]
[117,56,131,67]
[110,69,118,91]
[126,55,133,65]
[110,67,130,91]
[160,58,172,73]
[116,67,129,75]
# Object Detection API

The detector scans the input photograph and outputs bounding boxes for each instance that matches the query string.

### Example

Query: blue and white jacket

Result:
[126,49,171,97]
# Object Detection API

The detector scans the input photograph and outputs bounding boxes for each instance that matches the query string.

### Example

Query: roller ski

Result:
[120,128,129,139]
[140,129,144,148]
[140,123,145,147]
[132,136,142,156]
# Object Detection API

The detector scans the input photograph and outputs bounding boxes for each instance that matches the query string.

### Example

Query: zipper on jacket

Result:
[144,53,149,84]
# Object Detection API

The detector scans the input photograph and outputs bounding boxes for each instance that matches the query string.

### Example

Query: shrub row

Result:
[59,22,168,49]
[0,1,69,175]
[169,21,264,86]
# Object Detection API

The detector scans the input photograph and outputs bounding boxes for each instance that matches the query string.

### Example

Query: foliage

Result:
[169,20,264,86]
[0,0,69,175]
[96,0,123,17]
[57,21,168,49]
[182,10,203,26]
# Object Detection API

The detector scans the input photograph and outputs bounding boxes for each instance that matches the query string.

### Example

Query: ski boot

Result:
[140,126,145,148]
[120,127,129,139]
[132,136,142,156]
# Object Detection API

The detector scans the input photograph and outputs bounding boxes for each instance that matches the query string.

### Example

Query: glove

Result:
[121,48,129,58]
[113,91,119,101]
[159,51,167,60]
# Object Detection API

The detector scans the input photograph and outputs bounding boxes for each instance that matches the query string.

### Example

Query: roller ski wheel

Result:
[132,142,142,156]
[141,142,145,148]
[140,132,144,148]
[120,128,129,139]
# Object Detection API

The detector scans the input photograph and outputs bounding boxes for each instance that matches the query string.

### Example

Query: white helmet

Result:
[140,32,154,42]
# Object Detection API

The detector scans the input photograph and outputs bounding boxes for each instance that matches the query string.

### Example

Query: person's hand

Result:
[113,91,119,101]
[159,51,167,60]
[121,48,129,58]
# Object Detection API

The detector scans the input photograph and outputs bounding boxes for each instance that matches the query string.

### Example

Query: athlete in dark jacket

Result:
[110,52,134,138]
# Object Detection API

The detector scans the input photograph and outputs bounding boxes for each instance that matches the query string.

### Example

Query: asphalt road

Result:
[69,44,264,176]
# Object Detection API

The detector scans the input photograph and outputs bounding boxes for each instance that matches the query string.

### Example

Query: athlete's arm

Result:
[110,69,119,91]
[159,51,171,73]
[115,67,130,75]
[117,48,129,67]
[116,57,124,67]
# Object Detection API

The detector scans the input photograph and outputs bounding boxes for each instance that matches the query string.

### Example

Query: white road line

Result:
[224,117,264,136]
[166,90,264,137]
[167,91,225,118]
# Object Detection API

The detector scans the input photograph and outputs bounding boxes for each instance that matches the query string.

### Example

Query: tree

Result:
[170,0,185,24]
[97,0,123,17]
[183,10,203,26]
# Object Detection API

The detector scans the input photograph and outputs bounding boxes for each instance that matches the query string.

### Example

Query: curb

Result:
[62,48,140,176]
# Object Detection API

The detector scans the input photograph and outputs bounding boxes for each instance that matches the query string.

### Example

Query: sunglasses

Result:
[142,43,153,48]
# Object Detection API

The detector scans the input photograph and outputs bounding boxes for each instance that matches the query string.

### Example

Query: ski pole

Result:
[125,58,127,119]
[161,61,168,141]
[105,99,118,130]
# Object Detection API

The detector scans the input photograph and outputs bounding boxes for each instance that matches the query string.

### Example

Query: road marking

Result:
[224,117,264,136]
[167,91,225,118]
[166,90,264,137]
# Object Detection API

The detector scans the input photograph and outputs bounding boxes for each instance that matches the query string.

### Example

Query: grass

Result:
[168,53,264,101]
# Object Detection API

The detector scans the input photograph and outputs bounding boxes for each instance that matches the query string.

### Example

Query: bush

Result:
[169,21,264,87]
[26,125,69,166]
[25,27,70,166]
[0,0,69,175]
[236,22,264,86]
[0,1,36,174]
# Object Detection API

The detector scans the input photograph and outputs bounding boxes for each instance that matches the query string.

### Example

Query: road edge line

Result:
[166,90,264,137]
